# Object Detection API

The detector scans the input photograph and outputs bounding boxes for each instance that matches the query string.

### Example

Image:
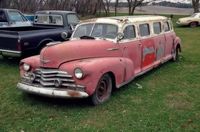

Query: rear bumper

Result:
[0,49,21,57]
[17,83,89,98]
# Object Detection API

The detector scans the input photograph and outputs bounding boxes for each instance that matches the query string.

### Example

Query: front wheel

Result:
[91,74,112,105]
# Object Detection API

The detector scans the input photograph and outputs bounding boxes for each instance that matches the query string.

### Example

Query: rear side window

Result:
[123,25,136,39]
[67,14,79,24]
[8,11,25,22]
[153,22,162,34]
[164,22,170,32]
[139,24,150,37]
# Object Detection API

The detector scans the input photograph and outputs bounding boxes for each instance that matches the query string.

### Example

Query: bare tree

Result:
[114,0,119,16]
[126,0,145,15]
[192,0,200,13]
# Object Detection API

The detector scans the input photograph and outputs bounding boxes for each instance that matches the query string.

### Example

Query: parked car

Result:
[0,10,79,57]
[176,13,200,27]
[0,9,31,27]
[17,16,181,105]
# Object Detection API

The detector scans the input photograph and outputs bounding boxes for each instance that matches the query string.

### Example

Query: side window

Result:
[123,25,136,39]
[139,23,150,37]
[164,22,170,32]
[153,22,162,34]
[8,11,25,22]
[0,11,7,22]
[67,14,79,24]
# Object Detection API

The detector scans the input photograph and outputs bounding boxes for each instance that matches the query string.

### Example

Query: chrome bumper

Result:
[0,49,21,57]
[17,83,89,98]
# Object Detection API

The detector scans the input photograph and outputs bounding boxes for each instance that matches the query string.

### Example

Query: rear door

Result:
[163,20,174,60]
[152,21,165,65]
[139,23,156,71]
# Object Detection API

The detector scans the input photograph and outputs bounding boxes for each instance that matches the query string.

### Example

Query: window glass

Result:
[8,11,24,22]
[153,22,161,34]
[91,24,118,39]
[0,11,7,22]
[67,14,79,24]
[139,24,150,37]
[73,24,93,38]
[73,23,118,39]
[164,22,170,32]
[123,25,136,39]
[35,14,63,26]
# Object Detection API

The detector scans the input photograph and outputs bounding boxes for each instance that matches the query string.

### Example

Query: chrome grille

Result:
[23,68,85,91]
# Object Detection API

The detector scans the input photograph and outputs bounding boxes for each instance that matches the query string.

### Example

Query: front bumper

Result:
[0,49,21,57]
[17,83,89,98]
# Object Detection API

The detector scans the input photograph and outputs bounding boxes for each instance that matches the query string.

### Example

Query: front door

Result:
[120,25,142,81]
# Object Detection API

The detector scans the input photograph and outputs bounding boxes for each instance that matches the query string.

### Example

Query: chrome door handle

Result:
[107,48,119,51]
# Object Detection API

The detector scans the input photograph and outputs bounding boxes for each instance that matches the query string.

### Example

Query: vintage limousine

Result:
[17,16,181,105]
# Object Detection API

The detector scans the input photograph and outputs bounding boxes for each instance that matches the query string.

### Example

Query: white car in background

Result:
[176,13,200,27]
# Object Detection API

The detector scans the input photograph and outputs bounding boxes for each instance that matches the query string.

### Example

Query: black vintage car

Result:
[0,10,79,57]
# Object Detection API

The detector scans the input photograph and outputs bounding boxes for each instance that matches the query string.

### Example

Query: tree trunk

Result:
[192,0,200,13]
[114,0,119,16]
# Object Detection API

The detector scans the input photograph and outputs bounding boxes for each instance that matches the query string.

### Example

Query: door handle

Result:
[107,48,119,51]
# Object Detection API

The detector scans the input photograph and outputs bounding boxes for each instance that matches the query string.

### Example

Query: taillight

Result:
[17,38,21,51]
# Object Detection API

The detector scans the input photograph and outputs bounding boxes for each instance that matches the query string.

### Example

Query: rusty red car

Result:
[17,16,181,105]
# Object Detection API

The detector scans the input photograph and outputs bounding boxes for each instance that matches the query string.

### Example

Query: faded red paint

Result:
[19,17,182,98]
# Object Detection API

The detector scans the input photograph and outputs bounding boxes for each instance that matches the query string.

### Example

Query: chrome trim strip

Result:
[17,83,89,98]
[0,49,21,54]
[35,76,75,82]
[117,68,153,88]
[36,74,72,78]
[107,48,119,51]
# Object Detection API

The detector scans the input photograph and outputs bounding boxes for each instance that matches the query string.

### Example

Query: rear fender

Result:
[174,36,182,52]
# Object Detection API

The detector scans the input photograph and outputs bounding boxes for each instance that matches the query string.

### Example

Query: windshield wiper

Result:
[80,36,95,40]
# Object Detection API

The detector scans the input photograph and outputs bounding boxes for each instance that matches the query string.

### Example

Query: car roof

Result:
[35,10,76,14]
[0,8,21,12]
[81,15,168,25]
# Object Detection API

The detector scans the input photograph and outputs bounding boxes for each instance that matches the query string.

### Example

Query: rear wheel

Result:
[190,22,198,28]
[91,74,112,105]
[172,47,179,61]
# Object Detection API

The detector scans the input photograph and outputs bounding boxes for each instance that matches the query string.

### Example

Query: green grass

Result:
[0,15,200,131]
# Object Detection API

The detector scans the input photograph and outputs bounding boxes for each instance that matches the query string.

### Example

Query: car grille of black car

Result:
[29,68,85,91]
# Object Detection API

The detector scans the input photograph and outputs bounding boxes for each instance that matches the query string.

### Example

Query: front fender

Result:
[59,57,128,95]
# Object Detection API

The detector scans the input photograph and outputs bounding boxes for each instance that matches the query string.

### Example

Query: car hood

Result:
[39,39,121,68]
[179,17,194,21]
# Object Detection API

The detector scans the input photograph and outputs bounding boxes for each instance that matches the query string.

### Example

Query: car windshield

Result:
[72,23,118,39]
[34,14,63,26]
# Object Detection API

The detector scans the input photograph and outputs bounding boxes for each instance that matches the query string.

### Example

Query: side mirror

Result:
[117,32,124,42]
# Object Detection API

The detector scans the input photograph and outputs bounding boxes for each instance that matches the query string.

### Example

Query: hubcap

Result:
[97,78,108,100]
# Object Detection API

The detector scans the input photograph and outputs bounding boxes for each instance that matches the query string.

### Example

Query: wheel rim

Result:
[97,77,109,101]
[191,22,197,27]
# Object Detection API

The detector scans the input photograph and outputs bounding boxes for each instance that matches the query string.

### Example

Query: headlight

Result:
[74,68,84,79]
[23,63,31,71]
